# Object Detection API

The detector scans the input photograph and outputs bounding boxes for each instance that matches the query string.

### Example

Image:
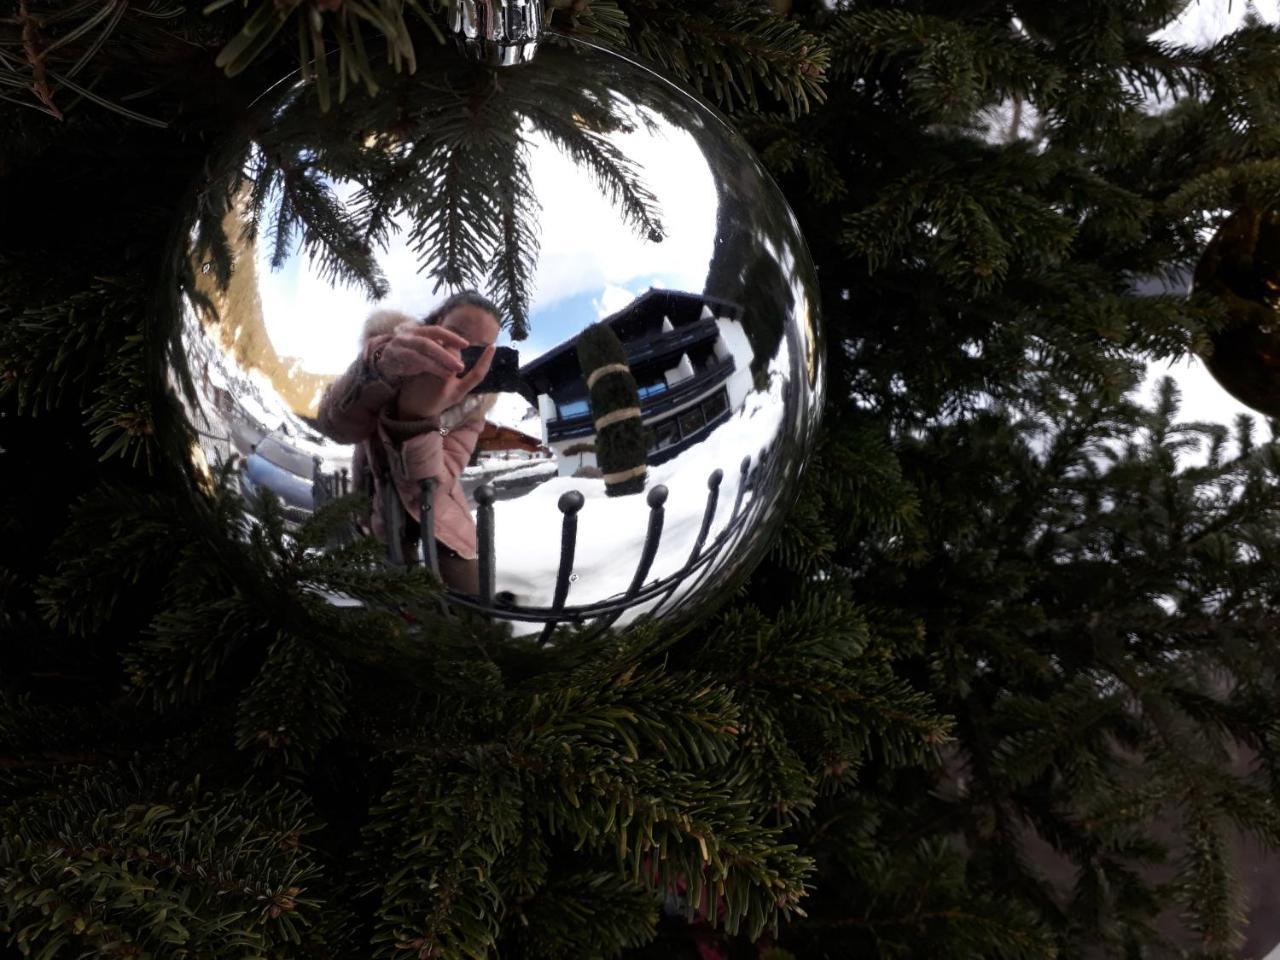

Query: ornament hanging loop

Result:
[448,0,545,66]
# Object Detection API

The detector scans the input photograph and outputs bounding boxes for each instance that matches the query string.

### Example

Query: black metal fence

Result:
[311,459,351,505]
[308,440,782,640]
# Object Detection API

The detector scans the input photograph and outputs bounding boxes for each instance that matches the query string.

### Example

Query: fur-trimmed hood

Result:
[363,308,415,341]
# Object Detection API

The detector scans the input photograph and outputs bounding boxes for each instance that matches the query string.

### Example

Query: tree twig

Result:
[18,0,62,119]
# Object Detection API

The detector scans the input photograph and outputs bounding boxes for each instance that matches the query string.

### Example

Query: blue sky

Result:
[252,106,716,375]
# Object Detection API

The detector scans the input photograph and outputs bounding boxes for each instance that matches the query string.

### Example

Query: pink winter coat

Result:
[316,332,496,560]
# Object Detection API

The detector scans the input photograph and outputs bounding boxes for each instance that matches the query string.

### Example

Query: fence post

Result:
[538,490,585,645]
[730,455,751,521]
[651,468,722,617]
[384,474,405,566]
[626,484,668,596]
[418,477,440,577]
[689,469,723,565]
[589,485,668,635]
[475,483,496,605]
[311,456,328,510]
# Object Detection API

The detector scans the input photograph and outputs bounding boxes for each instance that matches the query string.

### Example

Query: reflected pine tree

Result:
[187,42,666,341]
[597,77,801,382]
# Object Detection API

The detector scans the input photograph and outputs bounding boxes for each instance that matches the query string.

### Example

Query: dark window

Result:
[651,418,680,451]
[678,405,705,437]
[701,388,728,421]
[691,346,717,371]
[557,399,590,420]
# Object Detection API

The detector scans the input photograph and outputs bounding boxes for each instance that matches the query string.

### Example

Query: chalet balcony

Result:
[546,353,736,443]
[622,316,719,365]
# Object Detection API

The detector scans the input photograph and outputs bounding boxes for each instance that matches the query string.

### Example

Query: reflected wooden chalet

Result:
[520,289,751,473]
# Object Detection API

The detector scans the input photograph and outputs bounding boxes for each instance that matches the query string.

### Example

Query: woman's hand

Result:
[375,324,471,382]
[397,343,496,420]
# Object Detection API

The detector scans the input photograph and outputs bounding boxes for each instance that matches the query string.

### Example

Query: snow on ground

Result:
[481,460,559,484]
[488,364,789,631]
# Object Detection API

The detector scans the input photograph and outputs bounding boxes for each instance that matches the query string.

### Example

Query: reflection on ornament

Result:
[189,440,213,493]
[449,0,545,66]
[168,32,824,636]
[1193,207,1280,419]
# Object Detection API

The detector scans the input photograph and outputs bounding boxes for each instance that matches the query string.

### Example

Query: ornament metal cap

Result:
[448,0,545,66]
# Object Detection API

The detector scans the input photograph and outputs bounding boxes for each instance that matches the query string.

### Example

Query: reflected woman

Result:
[316,291,500,594]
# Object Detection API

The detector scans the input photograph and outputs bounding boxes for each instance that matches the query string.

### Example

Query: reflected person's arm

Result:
[316,333,399,444]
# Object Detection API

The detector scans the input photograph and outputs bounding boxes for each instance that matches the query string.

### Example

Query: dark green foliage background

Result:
[3,1,1280,959]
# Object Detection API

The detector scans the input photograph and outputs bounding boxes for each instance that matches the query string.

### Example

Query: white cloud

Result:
[523,109,716,310]
[251,104,718,377]
[1153,0,1280,46]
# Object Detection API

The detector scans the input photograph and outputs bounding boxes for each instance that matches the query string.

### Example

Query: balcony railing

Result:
[546,355,735,442]
[647,403,732,467]
[621,316,719,367]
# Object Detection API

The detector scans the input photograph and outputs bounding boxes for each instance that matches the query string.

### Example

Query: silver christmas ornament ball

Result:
[171,26,824,636]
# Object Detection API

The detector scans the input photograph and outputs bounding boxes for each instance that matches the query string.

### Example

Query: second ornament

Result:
[1193,206,1280,419]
